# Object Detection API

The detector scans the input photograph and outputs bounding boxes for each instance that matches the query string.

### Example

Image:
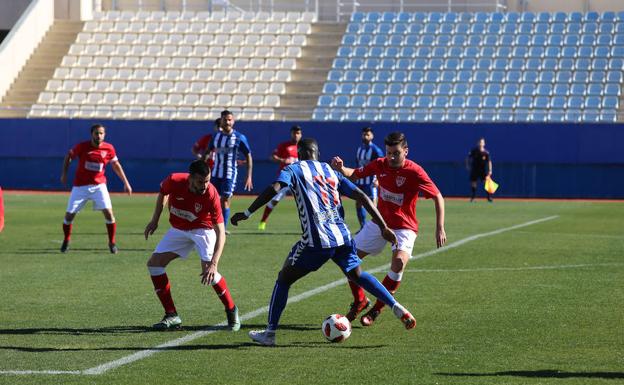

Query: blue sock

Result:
[355,271,397,308]
[267,281,289,331]
[357,206,367,227]
[223,208,230,229]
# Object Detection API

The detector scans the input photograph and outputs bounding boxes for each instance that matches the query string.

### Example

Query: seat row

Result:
[84,20,313,34]
[61,54,300,69]
[350,11,624,24]
[44,79,286,95]
[93,10,316,23]
[75,32,308,46]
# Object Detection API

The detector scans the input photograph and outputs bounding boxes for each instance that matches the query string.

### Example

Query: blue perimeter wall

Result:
[1,118,623,198]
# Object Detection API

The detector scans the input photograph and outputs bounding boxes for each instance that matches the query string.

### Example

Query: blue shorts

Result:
[356,184,378,200]
[286,240,362,273]
[211,177,236,198]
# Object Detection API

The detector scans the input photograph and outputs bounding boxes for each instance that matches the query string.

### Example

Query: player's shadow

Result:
[436,370,624,380]
[229,231,301,235]
[0,343,257,352]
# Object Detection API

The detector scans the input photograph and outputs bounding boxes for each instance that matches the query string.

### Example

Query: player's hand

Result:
[244,177,253,191]
[230,212,247,226]
[60,174,67,185]
[330,157,344,171]
[200,262,217,285]
[381,227,397,246]
[144,220,158,240]
[436,226,447,248]
[125,183,133,195]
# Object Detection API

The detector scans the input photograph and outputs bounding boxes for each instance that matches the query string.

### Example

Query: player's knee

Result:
[147,253,166,268]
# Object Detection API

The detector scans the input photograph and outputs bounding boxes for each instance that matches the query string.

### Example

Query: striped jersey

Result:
[355,142,384,186]
[276,160,356,249]
[208,130,251,180]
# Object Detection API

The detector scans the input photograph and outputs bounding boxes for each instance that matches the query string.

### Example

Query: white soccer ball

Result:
[322,314,352,342]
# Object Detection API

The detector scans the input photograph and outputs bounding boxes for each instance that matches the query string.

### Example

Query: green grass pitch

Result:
[0,192,622,385]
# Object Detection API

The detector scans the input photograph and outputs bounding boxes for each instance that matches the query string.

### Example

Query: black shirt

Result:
[468,147,490,173]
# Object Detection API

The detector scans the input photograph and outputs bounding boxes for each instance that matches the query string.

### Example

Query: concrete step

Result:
[296,57,334,68]
[285,83,323,94]
[301,46,340,57]
[0,109,29,118]
[311,23,347,34]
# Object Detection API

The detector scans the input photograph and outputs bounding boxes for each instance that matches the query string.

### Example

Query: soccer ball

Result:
[322,314,352,342]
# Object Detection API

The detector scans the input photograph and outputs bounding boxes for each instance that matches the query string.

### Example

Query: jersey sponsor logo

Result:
[313,208,341,224]
[175,197,184,200]
[194,203,202,213]
[396,176,406,187]
[170,206,198,222]
[379,186,404,206]
[84,161,103,172]
[100,150,108,158]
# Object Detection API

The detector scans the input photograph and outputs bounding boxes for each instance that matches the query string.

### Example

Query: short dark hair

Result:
[220,110,233,118]
[90,123,104,133]
[290,125,302,132]
[189,159,210,177]
[384,131,407,148]
[362,126,373,133]
[214,118,221,127]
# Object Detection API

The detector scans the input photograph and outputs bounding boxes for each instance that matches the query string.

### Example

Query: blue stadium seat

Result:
[566,23,581,34]
[502,24,516,34]
[605,83,621,97]
[388,82,403,95]
[322,82,338,94]
[526,58,542,70]
[351,95,367,107]
[411,110,429,122]
[423,24,438,34]
[602,96,619,109]
[509,59,524,71]
[342,34,356,45]
[480,46,496,58]
[405,83,420,95]
[336,46,352,58]
[421,83,435,95]
[469,83,486,95]
[404,34,419,46]
[506,71,522,83]
[518,23,533,34]
[460,59,476,70]
[500,96,515,109]
[599,23,614,34]
[365,12,381,22]
[349,58,365,69]
[544,47,560,59]
[357,34,373,46]
[416,96,432,108]
[346,24,360,34]
[352,46,367,57]
[427,12,443,23]
[602,11,616,21]
[547,34,563,46]
[520,83,536,96]
[383,95,399,109]
[415,46,431,57]
[568,12,583,22]
[550,96,566,109]
[396,12,411,23]
[432,47,446,58]
[334,95,350,108]
[393,23,408,34]
[408,70,424,82]
[392,71,408,82]
[551,12,566,22]
[573,71,589,83]
[425,70,440,82]
[477,58,492,70]
[399,47,415,58]
[587,83,602,96]
[554,83,569,95]
[312,109,328,120]
[333,58,348,69]
[528,47,544,58]
[570,83,585,96]
[540,71,555,83]
[585,96,601,110]
[318,95,333,107]
[486,83,502,96]
[590,71,606,83]
[523,71,539,83]
[502,83,519,95]
[611,46,624,58]
[328,70,342,82]
[372,35,386,46]
[400,95,416,108]
[437,83,453,95]
[474,12,490,23]
[408,23,423,34]
[462,110,479,122]
[388,35,404,46]
[343,110,360,121]
[354,83,370,95]
[520,12,535,22]
[445,58,460,70]
[351,12,365,22]
[457,70,472,83]
[492,59,507,70]
[449,96,465,108]
[499,34,514,47]
[555,71,571,83]
[466,96,482,108]
[487,24,501,34]
[371,83,386,95]
[366,94,382,108]
[531,110,548,122]
[536,84,553,96]
[381,12,395,23]
[340,82,355,94]
[567,96,584,109]
[559,59,574,71]
[440,71,455,82]
[440,23,454,34]
[489,71,505,83]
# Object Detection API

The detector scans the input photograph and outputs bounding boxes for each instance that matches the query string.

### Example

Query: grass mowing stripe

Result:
[403,262,624,273]
[1,215,559,376]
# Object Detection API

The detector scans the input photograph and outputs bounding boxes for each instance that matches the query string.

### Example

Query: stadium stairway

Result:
[0,20,83,118]
[275,22,346,120]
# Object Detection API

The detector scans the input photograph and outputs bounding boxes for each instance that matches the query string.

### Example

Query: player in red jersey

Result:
[143,160,240,331]
[331,131,447,326]
[191,118,221,170]
[60,124,132,254]
[257,125,302,230]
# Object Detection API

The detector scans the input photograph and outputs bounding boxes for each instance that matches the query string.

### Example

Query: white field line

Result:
[0,215,559,376]
[404,262,624,274]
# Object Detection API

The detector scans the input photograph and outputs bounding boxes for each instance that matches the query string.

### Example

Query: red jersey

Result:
[69,141,117,186]
[192,134,215,169]
[273,141,298,171]
[160,173,223,230]
[353,158,440,232]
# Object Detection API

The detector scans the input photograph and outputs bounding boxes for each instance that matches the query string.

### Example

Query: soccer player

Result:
[143,160,240,331]
[257,125,302,230]
[331,131,447,326]
[354,126,384,229]
[59,123,132,254]
[466,137,494,202]
[231,138,417,346]
[191,118,221,170]
[207,110,253,231]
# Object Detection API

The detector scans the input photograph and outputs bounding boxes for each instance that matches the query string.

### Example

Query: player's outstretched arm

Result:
[231,182,281,226]
[111,161,133,195]
[244,153,253,191]
[144,193,165,239]
[60,153,71,185]
[433,193,446,248]
[330,157,357,181]
[351,186,397,246]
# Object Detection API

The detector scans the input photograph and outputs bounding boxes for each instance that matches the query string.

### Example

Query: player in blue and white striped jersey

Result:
[355,127,384,229]
[207,110,253,230]
[231,138,416,346]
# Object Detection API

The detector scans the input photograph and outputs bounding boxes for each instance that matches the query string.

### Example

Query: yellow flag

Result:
[484,177,499,194]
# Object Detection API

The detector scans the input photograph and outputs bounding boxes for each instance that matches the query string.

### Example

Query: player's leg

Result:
[61,187,88,252]
[337,243,416,330]
[259,187,287,230]
[345,221,386,321]
[470,179,478,202]
[101,209,118,253]
[148,228,194,330]
[192,228,239,331]
[362,230,416,326]
[484,174,493,202]
[92,183,117,253]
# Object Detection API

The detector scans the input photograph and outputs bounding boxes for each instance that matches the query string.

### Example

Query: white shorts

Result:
[354,220,417,256]
[66,184,112,213]
[154,227,217,262]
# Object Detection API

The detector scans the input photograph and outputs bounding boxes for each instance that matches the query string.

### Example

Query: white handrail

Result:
[0,0,54,102]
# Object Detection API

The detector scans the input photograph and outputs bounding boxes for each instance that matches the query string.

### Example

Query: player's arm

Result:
[244,152,253,191]
[111,160,133,195]
[144,192,166,239]
[60,153,72,185]
[487,157,493,177]
[330,156,358,181]
[433,193,446,248]
[200,221,225,285]
[231,182,283,226]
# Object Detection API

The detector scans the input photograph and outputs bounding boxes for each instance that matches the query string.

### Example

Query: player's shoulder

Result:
[404,159,425,172]
[168,172,189,184]
[101,141,116,151]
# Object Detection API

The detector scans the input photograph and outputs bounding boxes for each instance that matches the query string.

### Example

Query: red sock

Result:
[372,275,401,312]
[62,223,72,241]
[260,206,273,222]
[150,273,176,314]
[349,280,367,303]
[212,276,235,311]
[106,222,116,244]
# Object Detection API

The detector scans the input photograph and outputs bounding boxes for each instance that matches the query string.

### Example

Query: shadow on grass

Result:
[437,370,624,380]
